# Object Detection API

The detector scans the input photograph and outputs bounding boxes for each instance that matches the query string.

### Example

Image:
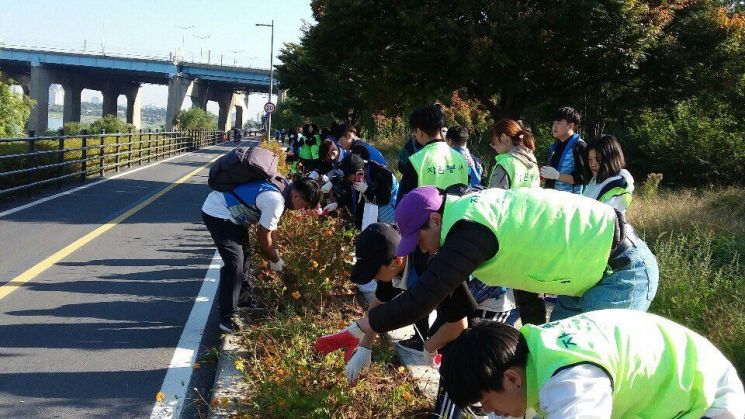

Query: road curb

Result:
[207,335,247,418]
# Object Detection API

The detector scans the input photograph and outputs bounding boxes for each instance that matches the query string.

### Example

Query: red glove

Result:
[314,322,365,362]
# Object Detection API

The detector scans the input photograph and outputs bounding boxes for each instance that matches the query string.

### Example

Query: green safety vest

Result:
[298,135,320,160]
[409,141,469,189]
[440,188,616,296]
[521,309,727,418]
[491,153,540,189]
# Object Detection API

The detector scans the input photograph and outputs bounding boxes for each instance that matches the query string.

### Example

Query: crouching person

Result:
[201,177,321,333]
[440,309,745,418]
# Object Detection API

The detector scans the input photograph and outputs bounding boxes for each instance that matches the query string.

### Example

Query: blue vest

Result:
[452,145,483,187]
[223,181,282,225]
[548,134,584,194]
[357,140,388,166]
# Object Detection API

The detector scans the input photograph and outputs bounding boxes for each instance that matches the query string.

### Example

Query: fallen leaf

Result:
[155,391,165,402]
[220,396,229,406]
[192,362,201,369]
[291,291,302,299]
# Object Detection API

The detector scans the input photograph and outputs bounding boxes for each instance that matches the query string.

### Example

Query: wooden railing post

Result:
[115,134,121,172]
[81,132,88,183]
[99,133,106,177]
[128,129,134,169]
[57,137,65,189]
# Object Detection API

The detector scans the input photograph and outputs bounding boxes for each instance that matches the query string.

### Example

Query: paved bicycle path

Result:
[0,141,243,418]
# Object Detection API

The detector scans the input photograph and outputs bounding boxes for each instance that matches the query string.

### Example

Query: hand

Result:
[345,346,372,386]
[321,181,334,194]
[322,202,338,214]
[424,348,442,368]
[353,180,368,194]
[269,257,286,272]
[314,321,365,362]
[540,166,560,180]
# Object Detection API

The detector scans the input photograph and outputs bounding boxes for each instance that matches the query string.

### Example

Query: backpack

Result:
[208,146,288,193]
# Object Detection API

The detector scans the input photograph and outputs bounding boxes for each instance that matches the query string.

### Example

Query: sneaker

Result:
[395,335,424,354]
[219,320,236,333]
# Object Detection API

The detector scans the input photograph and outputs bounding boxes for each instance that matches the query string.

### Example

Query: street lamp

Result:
[174,25,194,60]
[192,33,211,62]
[230,49,244,66]
[256,20,274,140]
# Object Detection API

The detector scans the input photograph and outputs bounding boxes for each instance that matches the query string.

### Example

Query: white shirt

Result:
[201,189,285,231]
[537,362,745,419]
[582,169,634,213]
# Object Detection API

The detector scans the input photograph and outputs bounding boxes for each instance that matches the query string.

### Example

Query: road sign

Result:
[264,102,276,114]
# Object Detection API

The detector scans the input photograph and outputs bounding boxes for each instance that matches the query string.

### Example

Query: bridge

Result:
[0,45,275,133]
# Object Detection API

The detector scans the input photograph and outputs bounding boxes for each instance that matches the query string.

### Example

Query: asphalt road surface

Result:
[0,140,248,418]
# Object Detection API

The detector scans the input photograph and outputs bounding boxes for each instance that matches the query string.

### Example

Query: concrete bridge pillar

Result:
[28,64,52,135]
[190,81,209,110]
[124,86,142,129]
[166,75,191,130]
[214,90,234,132]
[101,86,119,118]
[233,93,246,129]
[62,81,83,124]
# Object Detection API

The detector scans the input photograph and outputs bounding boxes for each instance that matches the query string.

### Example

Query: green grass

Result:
[628,186,745,378]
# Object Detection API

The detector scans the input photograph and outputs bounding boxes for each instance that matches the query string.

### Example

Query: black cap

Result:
[350,223,401,285]
[340,153,365,176]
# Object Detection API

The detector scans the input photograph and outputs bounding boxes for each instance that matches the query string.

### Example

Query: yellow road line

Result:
[0,154,221,302]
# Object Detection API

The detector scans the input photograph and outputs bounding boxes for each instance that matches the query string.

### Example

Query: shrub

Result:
[625,100,745,186]
[62,121,90,136]
[88,115,132,134]
[259,139,290,177]
[252,211,356,312]
[173,108,218,130]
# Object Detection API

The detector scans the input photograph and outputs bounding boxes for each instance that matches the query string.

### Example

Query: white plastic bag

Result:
[361,202,379,230]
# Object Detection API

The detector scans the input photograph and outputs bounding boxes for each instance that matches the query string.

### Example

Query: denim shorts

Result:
[550,238,659,321]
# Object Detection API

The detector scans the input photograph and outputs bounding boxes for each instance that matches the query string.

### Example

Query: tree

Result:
[304,0,745,124]
[276,40,366,124]
[271,97,305,131]
[173,108,218,130]
[0,77,34,137]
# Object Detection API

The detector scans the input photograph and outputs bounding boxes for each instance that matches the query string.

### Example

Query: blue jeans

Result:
[551,238,659,321]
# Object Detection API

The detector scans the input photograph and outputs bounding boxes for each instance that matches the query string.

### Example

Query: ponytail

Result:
[514,130,536,151]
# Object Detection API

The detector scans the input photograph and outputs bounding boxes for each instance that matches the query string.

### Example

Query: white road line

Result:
[150,250,221,419]
[0,142,230,219]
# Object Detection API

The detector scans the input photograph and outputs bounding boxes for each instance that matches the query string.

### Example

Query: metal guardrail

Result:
[0,129,223,199]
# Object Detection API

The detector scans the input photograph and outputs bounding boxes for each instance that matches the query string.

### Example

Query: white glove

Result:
[353,180,368,194]
[423,346,438,366]
[321,181,333,194]
[323,202,338,213]
[345,346,372,386]
[321,174,329,184]
[540,166,560,180]
[269,257,286,272]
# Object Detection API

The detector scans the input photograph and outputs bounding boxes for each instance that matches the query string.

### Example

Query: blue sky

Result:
[0,0,314,119]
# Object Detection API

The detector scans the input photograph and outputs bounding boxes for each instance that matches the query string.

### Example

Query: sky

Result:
[0,0,314,120]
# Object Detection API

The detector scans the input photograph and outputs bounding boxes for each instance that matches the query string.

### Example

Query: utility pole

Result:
[256,20,274,140]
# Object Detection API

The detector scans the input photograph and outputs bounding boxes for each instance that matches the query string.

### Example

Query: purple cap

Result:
[395,186,444,257]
